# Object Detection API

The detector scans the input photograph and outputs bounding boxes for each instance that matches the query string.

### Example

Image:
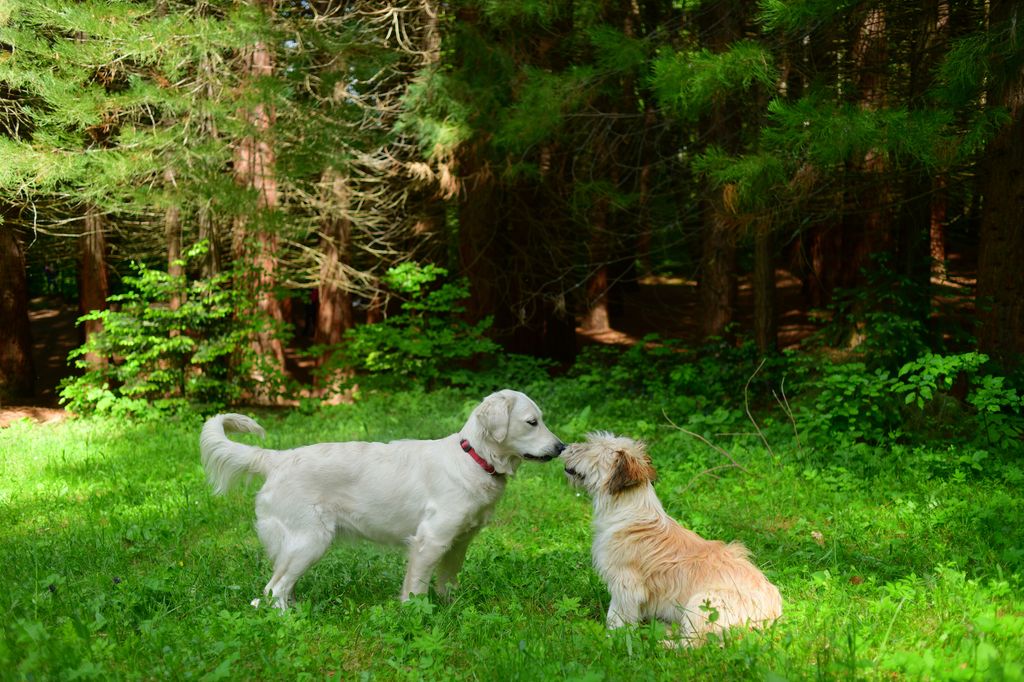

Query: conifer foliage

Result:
[1,0,1021,407]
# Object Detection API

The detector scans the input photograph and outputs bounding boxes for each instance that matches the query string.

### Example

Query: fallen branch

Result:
[662,408,751,476]
[664,359,788,492]
[677,464,742,495]
[744,358,776,461]
[771,374,803,456]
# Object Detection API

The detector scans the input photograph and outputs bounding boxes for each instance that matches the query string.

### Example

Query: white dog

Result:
[562,433,781,646]
[200,389,565,608]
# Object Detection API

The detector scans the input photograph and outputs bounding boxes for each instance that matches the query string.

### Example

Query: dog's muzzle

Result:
[564,466,584,480]
[523,441,566,462]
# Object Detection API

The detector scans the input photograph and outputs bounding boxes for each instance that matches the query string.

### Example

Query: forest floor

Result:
[0,296,78,426]
[577,268,814,347]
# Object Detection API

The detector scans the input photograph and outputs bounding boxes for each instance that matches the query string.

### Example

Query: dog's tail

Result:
[200,413,271,495]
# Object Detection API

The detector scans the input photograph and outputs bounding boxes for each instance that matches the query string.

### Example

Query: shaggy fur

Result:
[200,390,565,608]
[562,433,781,646]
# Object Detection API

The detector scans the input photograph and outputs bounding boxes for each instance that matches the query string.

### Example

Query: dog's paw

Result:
[250,597,262,608]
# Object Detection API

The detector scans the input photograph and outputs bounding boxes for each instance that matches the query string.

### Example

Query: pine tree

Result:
[0,212,35,402]
[976,0,1024,365]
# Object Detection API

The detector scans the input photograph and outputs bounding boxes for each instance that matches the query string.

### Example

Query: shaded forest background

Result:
[1,0,1022,411]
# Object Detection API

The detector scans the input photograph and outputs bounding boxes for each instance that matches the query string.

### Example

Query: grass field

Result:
[2,385,1023,680]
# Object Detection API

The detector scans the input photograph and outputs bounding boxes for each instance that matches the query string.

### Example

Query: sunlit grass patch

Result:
[2,388,1022,680]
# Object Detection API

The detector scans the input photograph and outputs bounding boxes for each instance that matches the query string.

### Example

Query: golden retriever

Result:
[200,390,565,608]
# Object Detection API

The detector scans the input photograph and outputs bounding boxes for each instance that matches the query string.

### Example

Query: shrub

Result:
[808,255,930,369]
[790,358,901,446]
[787,351,1024,457]
[316,263,500,390]
[896,352,1024,452]
[59,244,289,417]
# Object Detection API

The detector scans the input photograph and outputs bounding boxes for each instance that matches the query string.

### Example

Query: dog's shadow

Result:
[296,544,407,607]
[288,544,606,620]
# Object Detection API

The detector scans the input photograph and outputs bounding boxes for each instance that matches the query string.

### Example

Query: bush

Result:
[59,244,289,417]
[787,350,1024,457]
[896,352,1024,452]
[808,256,930,369]
[316,263,500,391]
[790,357,901,447]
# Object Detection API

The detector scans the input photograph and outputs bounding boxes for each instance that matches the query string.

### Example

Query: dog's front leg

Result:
[434,531,477,600]
[606,580,645,629]
[400,524,452,600]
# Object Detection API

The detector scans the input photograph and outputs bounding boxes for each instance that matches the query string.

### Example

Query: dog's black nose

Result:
[555,441,567,454]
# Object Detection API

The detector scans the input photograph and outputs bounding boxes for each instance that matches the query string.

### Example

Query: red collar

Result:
[460,438,499,476]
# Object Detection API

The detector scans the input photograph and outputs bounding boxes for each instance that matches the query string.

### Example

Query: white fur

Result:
[200,389,564,608]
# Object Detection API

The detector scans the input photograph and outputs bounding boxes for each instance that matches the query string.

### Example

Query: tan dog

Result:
[562,433,781,646]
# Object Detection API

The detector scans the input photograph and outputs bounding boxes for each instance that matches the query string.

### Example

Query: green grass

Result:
[1,387,1023,680]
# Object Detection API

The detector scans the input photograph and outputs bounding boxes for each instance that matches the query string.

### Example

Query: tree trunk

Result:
[901,1,951,298]
[198,204,222,278]
[633,0,660,278]
[845,6,891,292]
[976,1,1024,364]
[315,169,355,353]
[582,179,612,334]
[700,206,738,340]
[0,225,35,402]
[581,218,611,334]
[753,221,777,353]
[804,224,841,309]
[929,175,948,281]
[79,207,109,369]
[582,266,611,333]
[165,169,183,311]
[924,2,964,282]
[698,1,743,341]
[635,104,657,277]
[233,0,286,374]
[457,142,501,327]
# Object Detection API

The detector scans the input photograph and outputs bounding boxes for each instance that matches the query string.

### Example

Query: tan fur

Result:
[562,432,782,646]
[607,448,657,495]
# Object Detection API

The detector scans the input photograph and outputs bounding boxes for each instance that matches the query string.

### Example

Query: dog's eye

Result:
[526,418,538,426]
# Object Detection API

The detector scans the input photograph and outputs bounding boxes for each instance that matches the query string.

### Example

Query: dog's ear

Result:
[607,450,657,495]
[478,393,512,443]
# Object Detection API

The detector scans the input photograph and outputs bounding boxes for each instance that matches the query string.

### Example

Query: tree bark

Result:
[165,169,183,311]
[457,142,501,327]
[700,206,738,340]
[636,103,657,277]
[844,6,891,293]
[804,224,841,309]
[581,195,611,334]
[753,221,777,353]
[0,224,35,401]
[901,1,951,296]
[233,0,286,373]
[315,168,355,352]
[198,204,222,278]
[698,0,743,341]
[976,1,1024,364]
[79,207,109,369]
[929,175,948,281]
